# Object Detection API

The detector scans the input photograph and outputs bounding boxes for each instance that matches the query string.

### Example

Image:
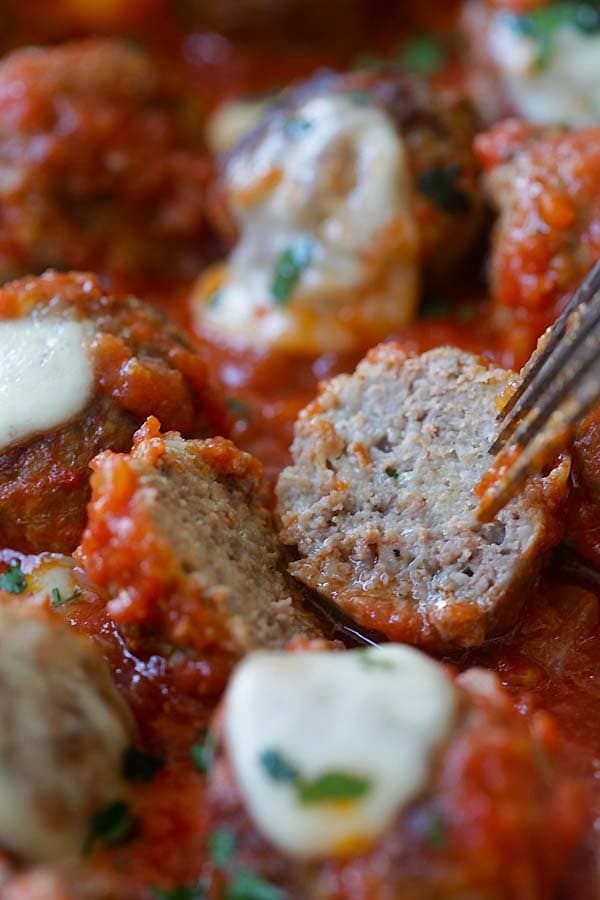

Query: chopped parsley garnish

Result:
[259,749,300,783]
[385,467,400,479]
[50,586,81,608]
[84,800,135,853]
[418,165,471,216]
[207,290,222,309]
[226,397,252,421]
[420,294,452,320]
[190,729,218,774]
[350,90,371,105]
[225,869,284,900]
[508,2,600,69]
[259,748,372,805]
[283,116,312,136]
[358,649,397,670]
[296,771,372,805]
[208,826,236,868]
[271,237,313,305]
[427,811,447,849]
[122,745,165,783]
[400,35,445,75]
[151,885,206,900]
[0,560,26,595]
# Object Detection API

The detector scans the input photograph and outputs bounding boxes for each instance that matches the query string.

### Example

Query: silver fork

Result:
[476,260,600,522]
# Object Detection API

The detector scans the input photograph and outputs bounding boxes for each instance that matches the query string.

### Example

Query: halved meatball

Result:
[462,0,600,127]
[0,39,216,283]
[0,270,227,554]
[0,603,135,864]
[194,69,483,353]
[276,344,569,648]
[77,417,327,656]
[206,648,585,900]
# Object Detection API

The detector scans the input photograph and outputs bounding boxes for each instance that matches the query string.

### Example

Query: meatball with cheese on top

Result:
[0,271,227,555]
[276,344,569,649]
[0,603,134,864]
[462,0,600,126]
[0,39,215,284]
[206,647,585,899]
[194,70,483,353]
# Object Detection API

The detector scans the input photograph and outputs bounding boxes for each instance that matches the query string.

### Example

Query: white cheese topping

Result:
[488,15,600,125]
[197,92,419,351]
[0,605,134,862]
[223,645,457,859]
[0,317,94,450]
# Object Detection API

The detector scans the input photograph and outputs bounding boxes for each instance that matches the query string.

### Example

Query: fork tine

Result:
[492,260,600,450]
[495,298,600,455]
[491,266,600,455]
[477,357,600,521]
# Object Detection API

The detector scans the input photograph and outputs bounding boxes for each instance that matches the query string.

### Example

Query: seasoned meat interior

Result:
[78,418,326,655]
[277,344,569,648]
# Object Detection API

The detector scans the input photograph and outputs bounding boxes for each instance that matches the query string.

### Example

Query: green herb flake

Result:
[84,800,135,853]
[385,467,400,479]
[455,304,477,324]
[420,295,452,320]
[350,90,371,106]
[418,165,471,216]
[427,812,447,850]
[296,771,372,805]
[123,745,164,783]
[0,560,26,595]
[151,884,206,900]
[225,869,284,900]
[358,649,397,671]
[208,826,236,868]
[50,586,81,608]
[400,35,445,75]
[259,749,300,783]
[190,729,218,774]
[283,117,313,137]
[226,397,252,421]
[271,238,313,305]
[508,3,600,69]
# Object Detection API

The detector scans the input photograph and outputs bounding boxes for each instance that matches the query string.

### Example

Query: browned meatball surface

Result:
[0,39,217,284]
[77,417,328,656]
[0,271,227,554]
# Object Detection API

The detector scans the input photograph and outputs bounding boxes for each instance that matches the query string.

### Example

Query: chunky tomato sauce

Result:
[1,2,599,896]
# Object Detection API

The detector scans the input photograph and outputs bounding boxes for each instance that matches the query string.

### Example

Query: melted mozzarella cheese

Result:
[489,15,600,125]
[197,93,419,351]
[223,645,457,858]
[0,605,134,863]
[206,97,272,154]
[0,317,94,450]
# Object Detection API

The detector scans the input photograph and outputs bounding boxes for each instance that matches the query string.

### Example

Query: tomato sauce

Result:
[3,4,600,895]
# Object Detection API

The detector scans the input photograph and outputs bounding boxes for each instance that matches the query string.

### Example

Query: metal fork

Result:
[476,260,600,523]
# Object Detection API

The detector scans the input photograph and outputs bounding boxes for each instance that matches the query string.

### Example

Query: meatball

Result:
[0,39,215,283]
[476,119,600,354]
[0,603,135,864]
[77,417,327,656]
[206,647,585,900]
[462,0,600,126]
[0,270,227,554]
[276,344,569,649]
[193,70,483,353]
